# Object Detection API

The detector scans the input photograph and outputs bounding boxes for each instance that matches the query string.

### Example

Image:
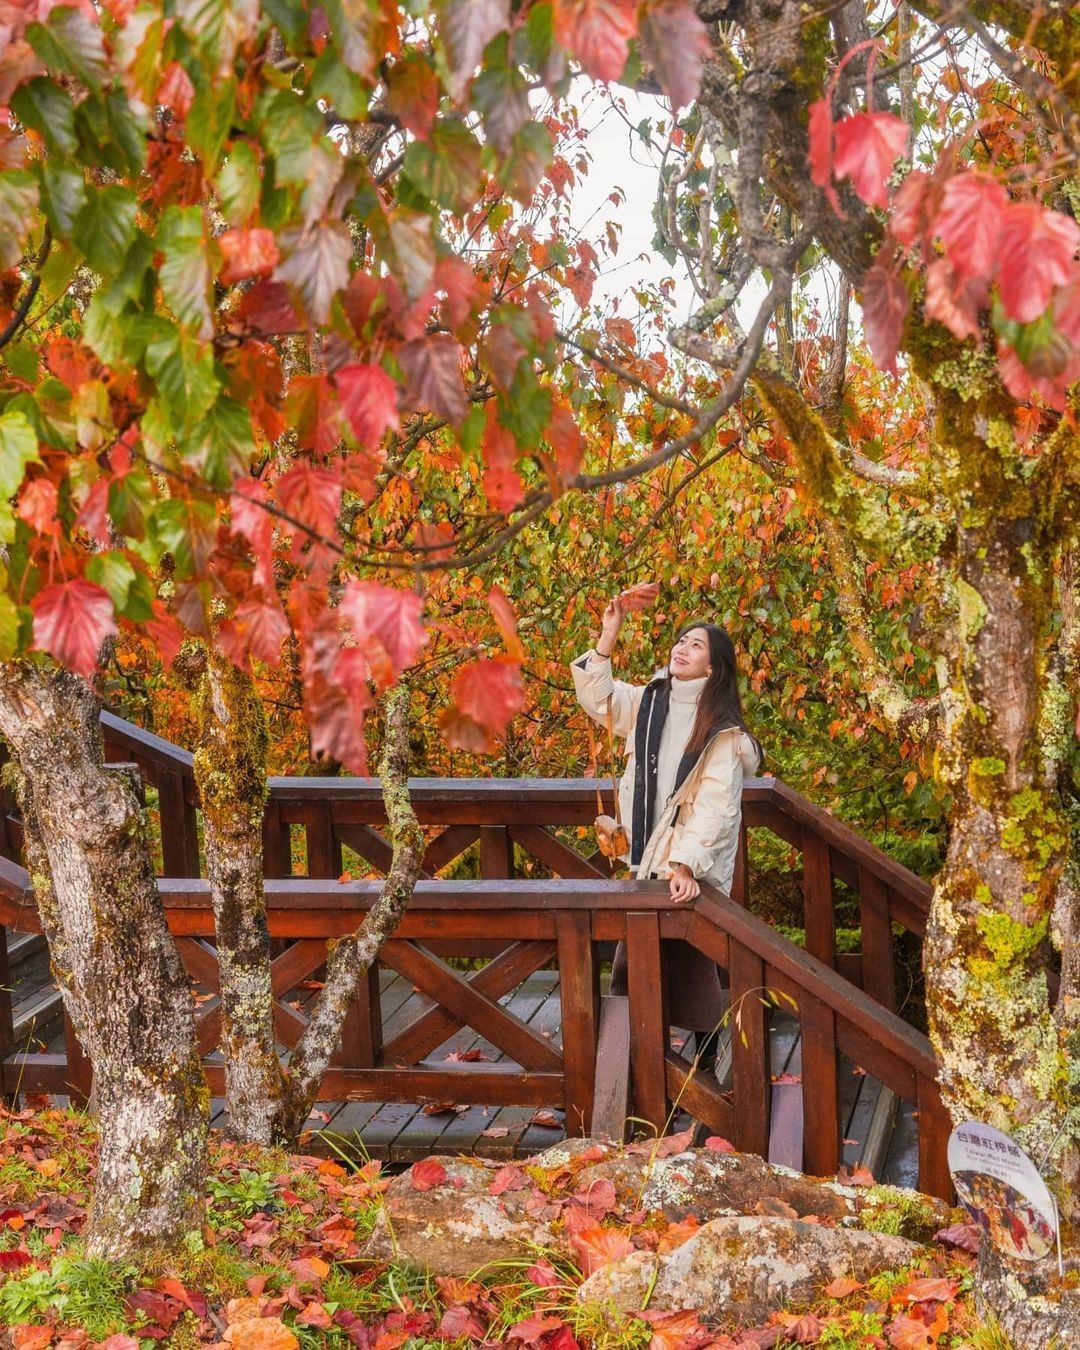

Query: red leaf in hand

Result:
[218,228,280,284]
[617,581,660,611]
[569,1223,634,1276]
[336,362,400,449]
[410,1159,448,1191]
[554,0,637,82]
[861,254,910,374]
[997,201,1080,323]
[833,111,907,209]
[934,173,1008,281]
[340,579,426,687]
[32,579,117,677]
[637,1,710,109]
[439,657,524,752]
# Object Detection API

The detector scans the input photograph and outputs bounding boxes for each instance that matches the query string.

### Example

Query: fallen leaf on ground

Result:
[507,1313,568,1344]
[438,1306,488,1340]
[895,1277,959,1304]
[836,1163,875,1187]
[11,1329,53,1350]
[525,1260,561,1287]
[489,1164,530,1195]
[223,1319,299,1350]
[823,1277,864,1298]
[657,1214,701,1252]
[569,1223,634,1276]
[480,1126,510,1138]
[755,1196,799,1219]
[528,1110,562,1128]
[933,1222,981,1253]
[409,1159,448,1191]
[569,1176,617,1217]
[704,1136,736,1153]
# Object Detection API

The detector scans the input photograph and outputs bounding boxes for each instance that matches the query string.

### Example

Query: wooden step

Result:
[5,931,51,988]
[10,981,64,1052]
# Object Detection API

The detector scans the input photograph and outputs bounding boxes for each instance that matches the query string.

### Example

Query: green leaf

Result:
[403,121,482,213]
[499,368,551,448]
[38,161,86,238]
[4,342,39,385]
[324,0,380,79]
[0,593,20,658]
[187,75,237,174]
[74,186,137,276]
[108,467,156,540]
[86,551,138,613]
[0,410,40,499]
[27,6,109,93]
[158,205,213,339]
[260,0,308,46]
[12,78,77,156]
[259,90,324,186]
[74,91,148,176]
[311,50,369,121]
[149,496,218,576]
[217,140,262,226]
[185,397,255,487]
[0,172,40,270]
[144,325,220,424]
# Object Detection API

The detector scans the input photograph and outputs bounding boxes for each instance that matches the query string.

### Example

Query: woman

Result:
[571,597,763,1050]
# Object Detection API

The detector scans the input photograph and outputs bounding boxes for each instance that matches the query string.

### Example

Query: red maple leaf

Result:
[568,1222,634,1276]
[637,1,710,109]
[218,228,280,284]
[398,334,468,423]
[489,1164,530,1195]
[924,258,986,344]
[861,254,910,374]
[807,98,838,213]
[439,657,525,752]
[287,374,344,456]
[336,362,401,448]
[217,597,291,670]
[996,201,1080,323]
[832,111,908,210]
[409,1159,448,1191]
[553,0,637,83]
[339,579,426,687]
[32,579,117,677]
[934,172,1008,281]
[275,464,343,551]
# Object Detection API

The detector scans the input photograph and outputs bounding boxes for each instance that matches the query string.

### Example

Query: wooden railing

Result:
[0,712,947,1196]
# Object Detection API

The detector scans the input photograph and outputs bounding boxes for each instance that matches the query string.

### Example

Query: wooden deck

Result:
[0,711,949,1197]
[4,936,918,1186]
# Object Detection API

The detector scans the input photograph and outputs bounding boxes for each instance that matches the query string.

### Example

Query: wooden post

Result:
[917,1074,955,1200]
[336,966,383,1070]
[730,824,749,907]
[157,768,200,877]
[302,803,340,879]
[858,868,896,1013]
[592,995,631,1143]
[802,831,835,969]
[728,937,769,1156]
[64,1009,92,1108]
[625,912,668,1135]
[0,925,13,1095]
[480,827,515,879]
[261,797,290,878]
[800,994,840,1176]
[557,911,598,1136]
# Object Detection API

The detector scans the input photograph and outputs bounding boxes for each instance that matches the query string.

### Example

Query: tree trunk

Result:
[191,647,288,1145]
[0,661,207,1258]
[277,681,424,1138]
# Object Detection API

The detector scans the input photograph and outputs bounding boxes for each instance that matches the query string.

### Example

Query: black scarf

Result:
[630,680,732,865]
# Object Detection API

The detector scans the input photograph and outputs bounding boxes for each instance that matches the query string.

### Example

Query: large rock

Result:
[578,1216,927,1324]
[574,1148,950,1239]
[365,1157,564,1276]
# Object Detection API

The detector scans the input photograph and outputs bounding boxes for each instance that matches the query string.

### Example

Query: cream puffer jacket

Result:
[571,650,761,894]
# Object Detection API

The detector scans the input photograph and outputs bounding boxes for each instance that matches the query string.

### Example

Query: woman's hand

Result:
[669,863,700,904]
[596,597,624,657]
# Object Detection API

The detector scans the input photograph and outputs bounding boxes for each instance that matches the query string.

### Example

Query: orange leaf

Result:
[895,1277,959,1305]
[569,1223,634,1276]
[823,1276,864,1298]
[222,1319,299,1350]
[410,1159,448,1191]
[12,1328,54,1350]
[618,580,660,611]
[656,1214,700,1253]
[639,1307,713,1350]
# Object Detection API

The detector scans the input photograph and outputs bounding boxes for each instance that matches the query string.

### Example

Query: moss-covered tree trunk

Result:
[0,661,207,1258]
[191,647,289,1145]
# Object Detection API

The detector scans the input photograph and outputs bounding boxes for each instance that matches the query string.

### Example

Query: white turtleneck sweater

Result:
[652,671,708,815]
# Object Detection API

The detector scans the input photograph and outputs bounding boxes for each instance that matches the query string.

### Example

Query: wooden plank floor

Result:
[8,937,920,1180]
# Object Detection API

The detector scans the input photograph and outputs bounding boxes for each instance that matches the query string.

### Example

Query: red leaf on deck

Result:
[336,362,400,449]
[489,1164,530,1195]
[637,1,710,109]
[527,1107,562,1128]
[219,228,280,284]
[554,0,637,83]
[833,111,907,209]
[481,1125,510,1138]
[410,1159,448,1191]
[32,579,117,676]
[996,201,1080,323]
[704,1135,736,1153]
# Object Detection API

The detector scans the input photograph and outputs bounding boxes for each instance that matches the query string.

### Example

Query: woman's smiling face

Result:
[669,627,711,680]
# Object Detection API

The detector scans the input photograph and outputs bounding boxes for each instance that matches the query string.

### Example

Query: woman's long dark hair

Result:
[670,621,763,767]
